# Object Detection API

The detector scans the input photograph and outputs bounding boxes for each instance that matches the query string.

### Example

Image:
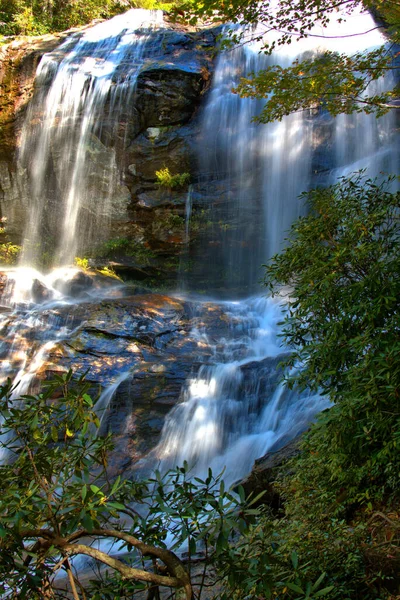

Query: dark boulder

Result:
[53,271,94,298]
[32,278,53,303]
[134,61,208,128]
[238,435,302,512]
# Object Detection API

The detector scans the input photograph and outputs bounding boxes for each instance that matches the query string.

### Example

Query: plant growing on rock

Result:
[0,242,21,265]
[155,167,191,189]
[74,256,89,270]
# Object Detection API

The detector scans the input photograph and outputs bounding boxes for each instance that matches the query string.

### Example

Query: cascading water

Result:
[153,296,328,484]
[152,6,399,482]
[0,5,398,491]
[0,11,165,459]
[19,9,163,267]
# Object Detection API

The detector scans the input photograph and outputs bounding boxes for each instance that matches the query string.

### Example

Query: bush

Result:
[0,372,265,599]
[256,172,400,599]
[74,256,89,270]
[265,172,400,501]
[155,167,191,189]
[0,242,21,265]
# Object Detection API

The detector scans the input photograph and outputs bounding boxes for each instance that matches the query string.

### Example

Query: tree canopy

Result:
[0,0,174,36]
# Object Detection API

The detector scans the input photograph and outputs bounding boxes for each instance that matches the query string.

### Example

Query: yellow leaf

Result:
[66,427,74,438]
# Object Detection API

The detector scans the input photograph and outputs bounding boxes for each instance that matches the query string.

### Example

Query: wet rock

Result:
[53,271,94,297]
[134,62,207,128]
[127,126,193,185]
[32,278,53,303]
[238,435,302,511]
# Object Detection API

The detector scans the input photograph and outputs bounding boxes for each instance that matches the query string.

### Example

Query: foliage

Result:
[74,256,89,270]
[176,0,400,122]
[264,173,400,498]
[155,167,191,189]
[249,173,400,599]
[0,242,21,265]
[96,265,122,279]
[96,237,156,263]
[0,372,264,599]
[0,0,180,36]
[237,48,397,122]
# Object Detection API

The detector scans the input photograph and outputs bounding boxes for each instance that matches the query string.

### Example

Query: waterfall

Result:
[18,9,163,268]
[152,6,398,482]
[153,296,329,484]
[0,6,398,487]
[198,45,313,290]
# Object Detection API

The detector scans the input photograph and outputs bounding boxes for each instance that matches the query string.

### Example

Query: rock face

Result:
[0,287,240,474]
[0,20,218,279]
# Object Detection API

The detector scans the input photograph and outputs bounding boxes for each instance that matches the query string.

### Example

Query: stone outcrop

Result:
[0,285,242,473]
[239,434,303,511]
[0,20,218,276]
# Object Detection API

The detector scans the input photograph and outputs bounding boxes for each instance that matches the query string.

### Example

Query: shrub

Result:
[155,167,191,189]
[0,373,263,598]
[0,242,21,265]
[74,256,89,270]
[264,172,400,500]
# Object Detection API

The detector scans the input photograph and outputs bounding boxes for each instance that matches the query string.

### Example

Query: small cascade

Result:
[95,371,131,432]
[184,184,193,245]
[19,9,163,267]
[152,6,398,481]
[154,296,329,484]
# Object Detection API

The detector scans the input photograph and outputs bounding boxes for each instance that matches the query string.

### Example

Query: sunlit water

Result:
[19,9,164,267]
[0,6,398,494]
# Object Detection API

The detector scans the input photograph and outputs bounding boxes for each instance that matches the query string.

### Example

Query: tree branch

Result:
[63,543,186,591]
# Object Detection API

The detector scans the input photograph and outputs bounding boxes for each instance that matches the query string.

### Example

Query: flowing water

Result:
[0,7,398,486]
[19,9,164,267]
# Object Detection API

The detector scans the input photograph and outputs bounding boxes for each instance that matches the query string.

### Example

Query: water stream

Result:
[0,7,398,487]
[19,9,164,267]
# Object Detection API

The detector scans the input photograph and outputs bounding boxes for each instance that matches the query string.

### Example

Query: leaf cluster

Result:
[237,48,397,122]
[155,167,191,189]
[174,0,400,121]
[0,373,267,598]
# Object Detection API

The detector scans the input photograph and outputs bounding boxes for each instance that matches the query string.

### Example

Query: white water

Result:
[153,6,398,482]
[19,9,163,267]
[153,295,329,484]
[0,6,398,489]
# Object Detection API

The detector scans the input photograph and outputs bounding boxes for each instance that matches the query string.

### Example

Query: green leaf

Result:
[313,586,335,598]
[82,514,94,533]
[111,476,121,496]
[107,502,126,511]
[189,536,196,555]
[81,485,87,502]
[311,572,326,592]
[287,582,304,594]
[51,426,58,442]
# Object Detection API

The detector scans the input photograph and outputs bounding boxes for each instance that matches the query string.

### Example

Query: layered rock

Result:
[0,20,218,278]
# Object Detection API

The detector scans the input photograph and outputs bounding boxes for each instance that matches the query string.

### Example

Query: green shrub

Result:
[0,242,21,265]
[155,167,191,189]
[0,373,269,599]
[74,256,89,270]
[96,238,156,263]
[255,172,400,600]
[265,172,400,501]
